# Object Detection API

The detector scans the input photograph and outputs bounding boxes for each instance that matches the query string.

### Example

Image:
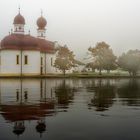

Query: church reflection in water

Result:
[0,79,75,137]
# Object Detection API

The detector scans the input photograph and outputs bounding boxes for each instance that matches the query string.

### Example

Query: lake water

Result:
[0,78,140,140]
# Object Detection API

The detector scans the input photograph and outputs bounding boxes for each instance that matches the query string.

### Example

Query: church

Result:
[0,9,58,76]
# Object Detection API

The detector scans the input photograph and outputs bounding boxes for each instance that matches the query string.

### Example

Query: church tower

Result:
[36,11,47,39]
[13,8,25,34]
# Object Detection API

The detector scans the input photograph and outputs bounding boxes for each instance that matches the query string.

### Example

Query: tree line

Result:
[54,42,140,76]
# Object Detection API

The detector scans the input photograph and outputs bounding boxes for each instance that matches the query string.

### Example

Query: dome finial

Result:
[18,5,20,14]
[41,9,43,17]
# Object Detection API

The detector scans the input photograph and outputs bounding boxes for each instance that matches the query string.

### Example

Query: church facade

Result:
[0,10,58,76]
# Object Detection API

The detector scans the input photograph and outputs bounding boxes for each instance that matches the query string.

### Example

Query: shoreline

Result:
[0,74,140,79]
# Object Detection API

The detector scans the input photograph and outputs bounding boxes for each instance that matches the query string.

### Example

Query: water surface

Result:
[0,78,140,140]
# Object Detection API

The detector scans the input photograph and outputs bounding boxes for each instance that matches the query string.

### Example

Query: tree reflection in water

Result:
[117,79,140,106]
[54,79,76,110]
[87,79,117,111]
[87,79,140,111]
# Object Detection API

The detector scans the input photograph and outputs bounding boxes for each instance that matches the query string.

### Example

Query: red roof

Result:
[0,34,56,53]
[37,38,56,53]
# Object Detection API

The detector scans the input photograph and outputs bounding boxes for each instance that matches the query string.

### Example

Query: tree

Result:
[118,50,140,76]
[102,47,117,73]
[54,45,75,75]
[88,42,117,75]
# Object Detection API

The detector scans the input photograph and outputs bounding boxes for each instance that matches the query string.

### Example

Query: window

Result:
[24,55,28,65]
[51,57,53,66]
[16,55,19,64]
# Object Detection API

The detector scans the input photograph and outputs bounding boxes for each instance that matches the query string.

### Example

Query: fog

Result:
[0,0,140,60]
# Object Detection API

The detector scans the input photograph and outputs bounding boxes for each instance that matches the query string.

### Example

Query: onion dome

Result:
[13,13,25,25]
[37,16,47,29]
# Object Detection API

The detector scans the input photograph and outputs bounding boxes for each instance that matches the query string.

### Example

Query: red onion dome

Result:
[37,16,47,29]
[13,13,25,25]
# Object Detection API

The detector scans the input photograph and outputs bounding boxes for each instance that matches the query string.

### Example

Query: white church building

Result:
[0,9,58,76]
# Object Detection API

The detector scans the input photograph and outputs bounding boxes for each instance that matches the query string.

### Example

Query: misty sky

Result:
[0,0,140,60]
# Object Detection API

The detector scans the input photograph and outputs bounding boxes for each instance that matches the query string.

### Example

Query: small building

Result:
[0,9,58,76]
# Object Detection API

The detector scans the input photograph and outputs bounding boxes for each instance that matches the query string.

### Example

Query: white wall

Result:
[0,50,41,75]
[22,51,40,75]
[0,50,21,75]
[0,50,82,75]
[46,53,57,74]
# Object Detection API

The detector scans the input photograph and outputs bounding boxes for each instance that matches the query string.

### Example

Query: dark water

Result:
[0,78,140,140]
